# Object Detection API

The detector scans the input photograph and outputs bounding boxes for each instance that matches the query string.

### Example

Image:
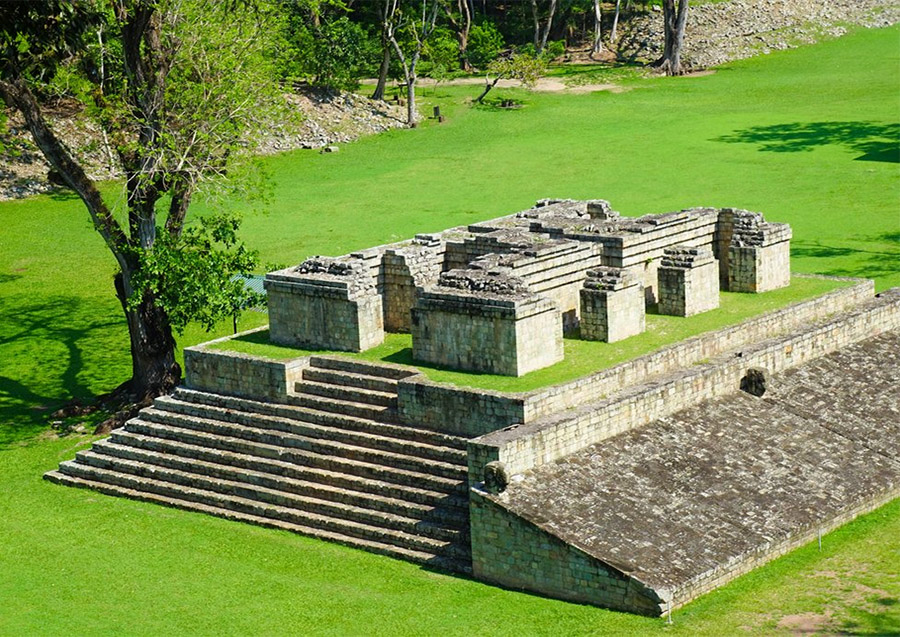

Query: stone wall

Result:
[657,246,720,316]
[396,276,871,437]
[468,286,900,482]
[184,330,309,402]
[266,258,384,352]
[411,269,563,376]
[469,489,665,616]
[397,377,527,437]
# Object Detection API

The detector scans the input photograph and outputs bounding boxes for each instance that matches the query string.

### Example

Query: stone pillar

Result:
[265,257,384,352]
[657,246,720,317]
[411,269,563,376]
[580,267,645,343]
[726,210,792,293]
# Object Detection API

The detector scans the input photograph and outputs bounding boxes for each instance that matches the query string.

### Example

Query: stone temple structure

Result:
[264,199,793,375]
[45,199,900,616]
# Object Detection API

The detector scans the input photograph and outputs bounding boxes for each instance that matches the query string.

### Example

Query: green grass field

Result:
[0,25,898,636]
[212,277,847,392]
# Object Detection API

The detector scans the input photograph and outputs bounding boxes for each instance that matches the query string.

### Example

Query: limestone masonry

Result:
[46,199,900,616]
[265,199,792,375]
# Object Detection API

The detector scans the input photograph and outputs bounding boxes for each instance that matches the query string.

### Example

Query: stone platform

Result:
[473,330,900,614]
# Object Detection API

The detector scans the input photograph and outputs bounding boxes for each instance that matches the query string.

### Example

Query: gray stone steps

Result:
[45,469,472,571]
[301,367,399,394]
[285,392,395,422]
[94,435,468,510]
[110,428,466,495]
[152,397,465,465]
[124,416,468,483]
[171,389,467,451]
[309,356,415,380]
[294,380,397,408]
[69,451,467,543]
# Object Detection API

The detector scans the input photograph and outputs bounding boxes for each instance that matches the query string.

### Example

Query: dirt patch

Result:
[776,612,833,634]
[419,76,625,94]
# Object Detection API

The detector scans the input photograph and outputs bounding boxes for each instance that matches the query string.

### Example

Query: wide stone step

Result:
[136,410,465,480]
[45,469,472,572]
[171,389,468,450]
[71,451,467,543]
[286,393,395,422]
[116,422,468,491]
[86,441,469,524]
[101,430,469,506]
[309,356,416,380]
[294,380,397,408]
[153,398,464,465]
[301,367,399,393]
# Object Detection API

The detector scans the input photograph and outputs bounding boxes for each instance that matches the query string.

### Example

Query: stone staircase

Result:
[45,356,473,574]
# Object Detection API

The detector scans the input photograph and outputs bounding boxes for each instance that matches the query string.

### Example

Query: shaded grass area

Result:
[212,276,847,392]
[0,25,898,636]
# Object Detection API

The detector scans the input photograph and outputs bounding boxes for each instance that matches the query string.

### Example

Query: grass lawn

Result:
[212,276,847,392]
[0,25,898,636]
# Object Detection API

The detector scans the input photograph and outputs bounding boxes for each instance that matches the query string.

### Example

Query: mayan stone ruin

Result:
[264,199,793,374]
[46,199,900,616]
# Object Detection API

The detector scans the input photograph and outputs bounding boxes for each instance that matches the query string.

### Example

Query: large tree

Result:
[383,0,441,128]
[653,0,689,75]
[0,0,281,404]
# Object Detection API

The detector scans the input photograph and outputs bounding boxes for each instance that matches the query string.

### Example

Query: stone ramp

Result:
[478,330,900,612]
[46,357,473,574]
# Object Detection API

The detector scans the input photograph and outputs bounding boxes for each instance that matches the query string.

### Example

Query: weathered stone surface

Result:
[658,245,720,317]
[580,267,646,342]
[411,269,563,376]
[480,329,900,612]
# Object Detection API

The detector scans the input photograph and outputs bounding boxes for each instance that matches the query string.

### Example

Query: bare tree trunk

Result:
[115,269,180,400]
[454,0,472,71]
[611,0,622,43]
[475,75,502,103]
[373,34,391,100]
[590,0,603,59]
[531,0,558,54]
[531,0,541,50]
[405,76,417,127]
[653,0,689,75]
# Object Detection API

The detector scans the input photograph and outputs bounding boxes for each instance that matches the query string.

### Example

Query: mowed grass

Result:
[213,276,847,392]
[0,25,898,635]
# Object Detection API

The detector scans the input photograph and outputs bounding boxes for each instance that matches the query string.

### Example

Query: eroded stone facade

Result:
[264,199,792,376]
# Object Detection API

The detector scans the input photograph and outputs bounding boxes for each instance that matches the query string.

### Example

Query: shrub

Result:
[468,22,505,69]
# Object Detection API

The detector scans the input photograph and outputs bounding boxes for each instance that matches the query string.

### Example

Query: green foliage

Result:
[542,39,566,61]
[487,51,547,87]
[128,214,262,333]
[468,21,505,69]
[0,0,103,82]
[421,27,458,77]
[0,26,898,635]
[276,1,372,91]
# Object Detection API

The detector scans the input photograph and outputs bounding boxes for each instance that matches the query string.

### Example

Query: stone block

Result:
[580,267,646,342]
[657,246,720,317]
[411,269,563,376]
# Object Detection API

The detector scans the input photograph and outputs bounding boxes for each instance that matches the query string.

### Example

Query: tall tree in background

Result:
[384,0,441,127]
[0,0,280,404]
[653,0,689,75]
[445,0,472,71]
[530,0,558,54]
[589,0,603,59]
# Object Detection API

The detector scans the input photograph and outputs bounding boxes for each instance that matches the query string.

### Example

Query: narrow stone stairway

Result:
[45,356,473,574]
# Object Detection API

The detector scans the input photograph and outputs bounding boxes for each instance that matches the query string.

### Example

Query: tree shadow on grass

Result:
[791,232,900,280]
[715,121,900,163]
[0,296,123,449]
